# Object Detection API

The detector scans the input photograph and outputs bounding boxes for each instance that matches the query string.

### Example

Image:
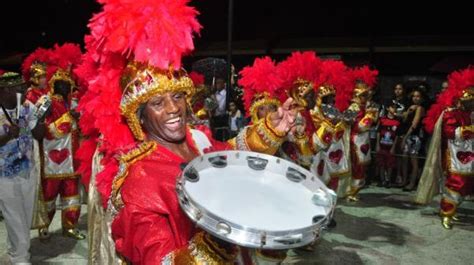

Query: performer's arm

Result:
[357,111,377,132]
[230,98,296,155]
[31,122,47,141]
[46,111,74,138]
[442,110,473,140]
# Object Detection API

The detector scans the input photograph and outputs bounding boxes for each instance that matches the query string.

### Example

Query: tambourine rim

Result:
[176,150,336,249]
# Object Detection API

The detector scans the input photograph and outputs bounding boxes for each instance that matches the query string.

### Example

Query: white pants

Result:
[0,175,36,265]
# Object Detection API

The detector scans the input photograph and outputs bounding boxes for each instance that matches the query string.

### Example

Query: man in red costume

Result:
[22,48,51,105]
[40,68,85,240]
[75,1,298,263]
[416,67,474,229]
[309,60,352,196]
[345,66,379,202]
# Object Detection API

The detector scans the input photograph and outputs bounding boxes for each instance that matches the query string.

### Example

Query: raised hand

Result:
[269,98,297,134]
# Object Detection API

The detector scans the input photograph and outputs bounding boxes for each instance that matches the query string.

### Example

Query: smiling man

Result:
[108,63,296,264]
[75,0,297,263]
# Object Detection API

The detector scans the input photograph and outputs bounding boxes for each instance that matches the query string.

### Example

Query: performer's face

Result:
[38,76,47,88]
[142,91,188,143]
[304,90,316,110]
[461,99,474,112]
[358,93,368,105]
[321,95,335,105]
[257,104,277,120]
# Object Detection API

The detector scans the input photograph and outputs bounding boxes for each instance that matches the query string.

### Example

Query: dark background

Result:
[1,0,473,98]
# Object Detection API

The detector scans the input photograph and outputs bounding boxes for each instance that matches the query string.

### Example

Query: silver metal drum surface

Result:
[177,150,337,249]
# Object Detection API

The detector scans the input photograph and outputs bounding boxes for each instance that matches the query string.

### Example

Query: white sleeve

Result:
[25,100,39,130]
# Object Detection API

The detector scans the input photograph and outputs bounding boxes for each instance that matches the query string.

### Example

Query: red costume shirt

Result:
[111,128,231,264]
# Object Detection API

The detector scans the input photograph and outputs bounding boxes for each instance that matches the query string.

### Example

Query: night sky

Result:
[1,0,473,74]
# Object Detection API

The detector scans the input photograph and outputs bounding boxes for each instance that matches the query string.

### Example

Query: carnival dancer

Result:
[276,51,321,168]
[74,0,298,264]
[309,59,352,196]
[415,67,474,229]
[22,48,51,105]
[345,66,379,202]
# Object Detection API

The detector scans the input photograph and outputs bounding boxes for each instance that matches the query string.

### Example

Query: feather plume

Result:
[238,56,283,116]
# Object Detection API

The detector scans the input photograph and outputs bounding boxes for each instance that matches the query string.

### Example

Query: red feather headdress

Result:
[47,43,83,93]
[424,66,474,133]
[277,51,322,106]
[75,0,201,207]
[189,71,205,86]
[238,56,283,123]
[21,47,52,84]
[313,60,351,111]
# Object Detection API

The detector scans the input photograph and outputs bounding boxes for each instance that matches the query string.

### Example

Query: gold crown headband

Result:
[249,92,281,124]
[353,82,370,97]
[48,69,76,95]
[289,79,313,108]
[30,62,47,85]
[460,87,474,101]
[120,62,196,141]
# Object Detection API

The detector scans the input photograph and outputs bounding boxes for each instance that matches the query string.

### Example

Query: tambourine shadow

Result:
[340,188,421,211]
[329,209,411,246]
[284,239,364,264]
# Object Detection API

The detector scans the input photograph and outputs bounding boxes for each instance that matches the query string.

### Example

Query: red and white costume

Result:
[416,67,474,229]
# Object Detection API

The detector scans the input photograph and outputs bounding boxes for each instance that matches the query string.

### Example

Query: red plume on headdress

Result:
[0,69,5,76]
[21,47,52,81]
[277,51,322,92]
[89,0,201,70]
[350,65,378,88]
[189,71,205,86]
[50,43,83,71]
[238,56,283,116]
[314,60,351,111]
[424,66,474,133]
[76,0,201,206]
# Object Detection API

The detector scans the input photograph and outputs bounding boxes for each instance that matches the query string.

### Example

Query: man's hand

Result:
[269,98,297,134]
[7,124,20,139]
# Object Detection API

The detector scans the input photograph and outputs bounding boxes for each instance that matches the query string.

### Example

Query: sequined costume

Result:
[415,67,474,229]
[345,66,378,201]
[74,0,295,263]
[40,68,84,238]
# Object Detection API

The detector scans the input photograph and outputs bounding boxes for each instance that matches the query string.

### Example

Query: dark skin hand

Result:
[0,124,20,146]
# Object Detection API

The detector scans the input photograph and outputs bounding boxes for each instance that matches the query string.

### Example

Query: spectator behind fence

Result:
[400,86,427,191]
[376,102,401,187]
[228,101,244,138]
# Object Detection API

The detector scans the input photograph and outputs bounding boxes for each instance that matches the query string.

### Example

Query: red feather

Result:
[21,47,53,82]
[277,51,322,89]
[76,0,201,205]
[424,66,474,133]
[189,71,204,86]
[314,60,352,111]
[89,0,201,70]
[350,66,378,88]
[238,56,283,116]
